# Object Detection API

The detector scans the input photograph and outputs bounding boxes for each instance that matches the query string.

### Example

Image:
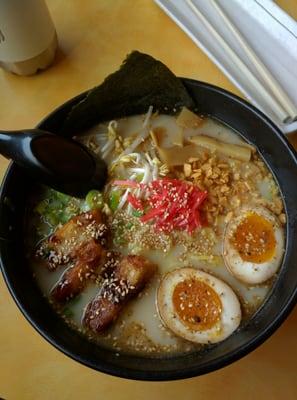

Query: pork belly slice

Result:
[36,209,107,270]
[51,239,106,302]
[83,255,157,333]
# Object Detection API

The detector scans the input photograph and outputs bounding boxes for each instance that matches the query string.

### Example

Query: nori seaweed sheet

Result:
[61,51,195,135]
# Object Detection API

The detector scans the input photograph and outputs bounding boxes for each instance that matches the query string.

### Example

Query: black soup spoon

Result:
[0,129,107,197]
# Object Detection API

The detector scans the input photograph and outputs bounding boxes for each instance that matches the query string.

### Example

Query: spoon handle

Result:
[0,130,37,165]
[0,130,26,160]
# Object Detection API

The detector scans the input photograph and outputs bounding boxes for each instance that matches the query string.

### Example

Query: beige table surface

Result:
[1,1,297,399]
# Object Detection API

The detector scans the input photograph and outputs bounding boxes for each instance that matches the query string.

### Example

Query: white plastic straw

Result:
[186,0,290,123]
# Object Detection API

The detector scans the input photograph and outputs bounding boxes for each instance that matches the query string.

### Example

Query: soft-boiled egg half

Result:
[156,268,241,344]
[223,206,285,285]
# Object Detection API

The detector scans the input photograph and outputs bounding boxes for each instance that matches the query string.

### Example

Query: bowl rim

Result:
[1,78,297,381]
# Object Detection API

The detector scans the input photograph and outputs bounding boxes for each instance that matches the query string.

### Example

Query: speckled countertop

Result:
[0,1,296,399]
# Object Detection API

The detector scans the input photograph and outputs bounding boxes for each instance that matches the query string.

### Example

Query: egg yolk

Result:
[172,279,222,331]
[232,213,276,263]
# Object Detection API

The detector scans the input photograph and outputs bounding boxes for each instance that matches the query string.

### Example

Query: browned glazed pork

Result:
[83,255,157,333]
[36,209,108,302]
[51,239,106,302]
[37,209,107,271]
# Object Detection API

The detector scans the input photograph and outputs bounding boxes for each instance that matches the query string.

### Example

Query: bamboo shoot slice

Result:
[189,135,252,162]
[157,144,204,166]
[176,107,204,128]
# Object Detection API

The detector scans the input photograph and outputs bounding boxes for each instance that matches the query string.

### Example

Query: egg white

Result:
[223,206,285,285]
[156,268,241,344]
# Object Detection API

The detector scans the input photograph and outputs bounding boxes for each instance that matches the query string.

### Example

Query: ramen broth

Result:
[28,112,285,356]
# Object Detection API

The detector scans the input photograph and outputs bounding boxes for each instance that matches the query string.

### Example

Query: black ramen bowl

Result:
[1,79,297,381]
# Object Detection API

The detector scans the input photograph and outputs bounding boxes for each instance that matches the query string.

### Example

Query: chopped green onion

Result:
[113,236,126,246]
[135,173,144,182]
[62,295,81,318]
[54,191,72,203]
[63,307,74,318]
[34,199,49,214]
[34,189,81,227]
[132,209,144,217]
[85,190,104,210]
[109,190,121,212]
